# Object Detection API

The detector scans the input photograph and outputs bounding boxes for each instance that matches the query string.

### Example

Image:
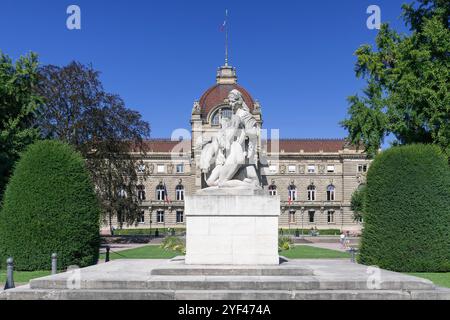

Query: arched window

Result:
[307,185,316,201]
[137,185,146,201]
[327,185,335,201]
[176,185,185,201]
[156,184,165,201]
[118,186,127,199]
[211,107,233,126]
[269,185,277,196]
[288,185,297,202]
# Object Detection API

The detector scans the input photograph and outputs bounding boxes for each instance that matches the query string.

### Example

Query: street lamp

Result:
[301,209,304,239]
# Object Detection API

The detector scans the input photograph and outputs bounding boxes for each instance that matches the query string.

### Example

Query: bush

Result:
[358,144,450,272]
[0,140,101,271]
[278,236,294,251]
[112,228,186,236]
[160,236,185,254]
[279,229,341,236]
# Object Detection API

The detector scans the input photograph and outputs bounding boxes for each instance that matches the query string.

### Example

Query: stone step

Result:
[30,275,435,291]
[2,288,450,300]
[150,266,314,276]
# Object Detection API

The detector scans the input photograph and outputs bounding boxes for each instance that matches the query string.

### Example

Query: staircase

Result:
[1,258,450,300]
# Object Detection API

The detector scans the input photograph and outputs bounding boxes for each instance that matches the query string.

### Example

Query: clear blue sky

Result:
[1,0,409,139]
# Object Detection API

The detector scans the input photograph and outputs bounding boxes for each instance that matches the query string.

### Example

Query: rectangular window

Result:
[157,165,165,173]
[176,211,184,224]
[289,211,296,223]
[308,211,315,223]
[307,165,316,173]
[327,211,335,224]
[176,164,184,174]
[327,165,335,173]
[288,165,296,173]
[358,164,368,173]
[138,211,145,224]
[157,210,165,223]
[269,165,278,174]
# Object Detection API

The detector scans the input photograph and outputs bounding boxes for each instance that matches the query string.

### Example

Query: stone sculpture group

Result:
[199,89,261,190]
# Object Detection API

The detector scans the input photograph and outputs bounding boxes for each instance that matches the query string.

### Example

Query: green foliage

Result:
[0,140,101,271]
[112,228,185,236]
[351,185,367,221]
[0,51,42,201]
[341,0,450,157]
[279,229,341,236]
[358,144,450,272]
[160,236,186,254]
[278,236,294,252]
[36,62,151,230]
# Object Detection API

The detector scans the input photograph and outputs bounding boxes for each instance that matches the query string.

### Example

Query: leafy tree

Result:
[35,62,151,231]
[351,185,367,222]
[341,0,450,157]
[358,144,450,272]
[0,140,101,271]
[0,51,42,201]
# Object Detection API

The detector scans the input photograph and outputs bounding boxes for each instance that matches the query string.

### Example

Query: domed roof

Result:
[199,83,255,118]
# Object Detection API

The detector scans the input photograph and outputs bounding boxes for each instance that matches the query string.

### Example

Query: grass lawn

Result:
[281,245,350,259]
[408,273,450,289]
[0,270,51,285]
[99,244,349,261]
[100,245,181,260]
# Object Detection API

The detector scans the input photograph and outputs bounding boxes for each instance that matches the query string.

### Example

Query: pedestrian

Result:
[340,232,346,248]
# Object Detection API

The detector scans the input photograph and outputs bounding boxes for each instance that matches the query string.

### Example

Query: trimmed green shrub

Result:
[0,140,101,271]
[358,144,450,272]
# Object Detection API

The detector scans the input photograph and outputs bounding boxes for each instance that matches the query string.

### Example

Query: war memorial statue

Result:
[185,89,280,265]
[198,89,261,191]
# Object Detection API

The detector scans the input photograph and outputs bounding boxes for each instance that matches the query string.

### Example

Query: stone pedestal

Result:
[185,189,280,265]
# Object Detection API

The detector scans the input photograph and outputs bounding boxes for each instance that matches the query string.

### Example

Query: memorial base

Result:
[185,189,280,265]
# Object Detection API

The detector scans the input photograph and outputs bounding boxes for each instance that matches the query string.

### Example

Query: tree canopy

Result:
[36,62,151,229]
[0,51,42,201]
[341,0,450,157]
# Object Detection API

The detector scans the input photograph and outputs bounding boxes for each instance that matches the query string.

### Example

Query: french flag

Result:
[163,183,171,204]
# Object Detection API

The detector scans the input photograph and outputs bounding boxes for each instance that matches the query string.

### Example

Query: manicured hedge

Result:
[358,144,450,272]
[0,141,101,271]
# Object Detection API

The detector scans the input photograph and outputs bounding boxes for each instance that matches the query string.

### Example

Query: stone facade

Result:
[107,63,370,233]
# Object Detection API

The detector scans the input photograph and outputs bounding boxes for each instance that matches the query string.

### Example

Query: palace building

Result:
[109,62,370,233]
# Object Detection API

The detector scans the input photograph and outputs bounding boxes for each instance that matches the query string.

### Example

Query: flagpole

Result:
[225,9,228,66]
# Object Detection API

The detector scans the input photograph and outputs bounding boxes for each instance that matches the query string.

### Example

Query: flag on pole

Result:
[163,183,171,204]
[220,9,228,32]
